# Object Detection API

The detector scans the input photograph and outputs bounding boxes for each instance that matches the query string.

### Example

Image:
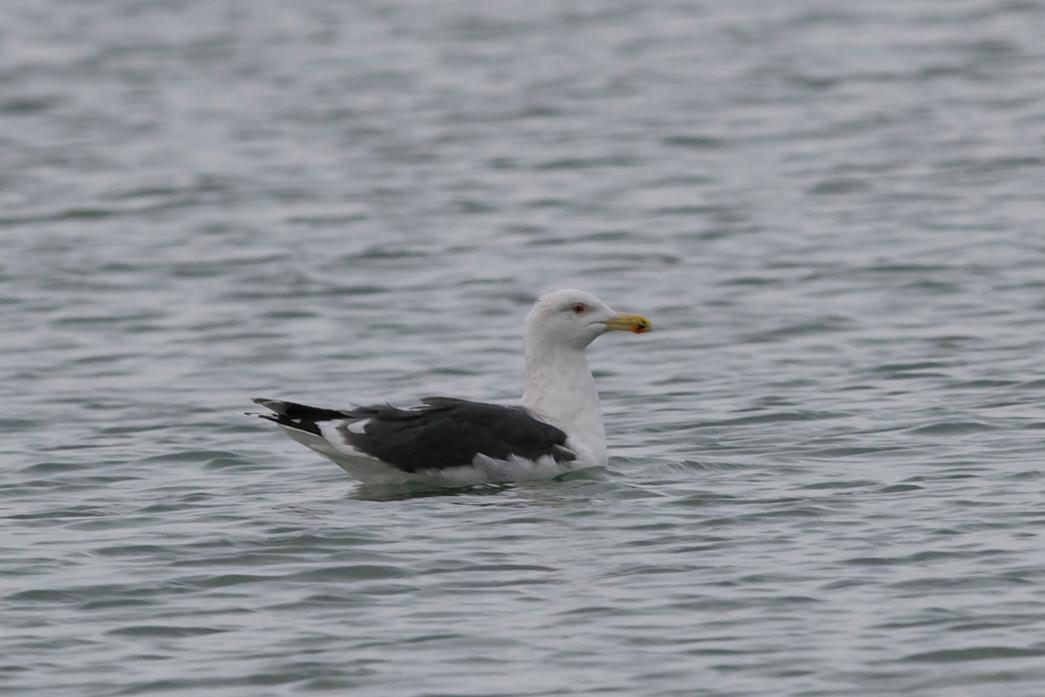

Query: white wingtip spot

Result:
[346,419,370,434]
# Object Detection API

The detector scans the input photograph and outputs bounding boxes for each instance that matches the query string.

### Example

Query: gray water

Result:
[3,0,1045,695]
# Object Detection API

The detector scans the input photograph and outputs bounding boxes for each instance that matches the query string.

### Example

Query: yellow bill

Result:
[605,312,652,334]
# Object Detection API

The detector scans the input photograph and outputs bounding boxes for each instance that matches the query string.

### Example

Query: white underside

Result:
[277,423,590,485]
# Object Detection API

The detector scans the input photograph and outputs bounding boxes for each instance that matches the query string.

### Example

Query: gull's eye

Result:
[572,303,587,315]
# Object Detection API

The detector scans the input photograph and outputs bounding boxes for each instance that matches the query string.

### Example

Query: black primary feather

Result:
[252,398,348,436]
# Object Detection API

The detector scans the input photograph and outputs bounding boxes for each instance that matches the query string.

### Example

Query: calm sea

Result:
[3,0,1045,695]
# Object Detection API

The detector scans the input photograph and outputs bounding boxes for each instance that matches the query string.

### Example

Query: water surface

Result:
[3,0,1045,695]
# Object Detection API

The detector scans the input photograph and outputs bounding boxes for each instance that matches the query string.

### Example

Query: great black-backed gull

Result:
[252,289,650,485]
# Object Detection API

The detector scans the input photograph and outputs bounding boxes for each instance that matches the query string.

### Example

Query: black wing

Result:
[254,397,575,473]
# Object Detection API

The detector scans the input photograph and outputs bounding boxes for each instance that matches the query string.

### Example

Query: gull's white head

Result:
[524,289,651,353]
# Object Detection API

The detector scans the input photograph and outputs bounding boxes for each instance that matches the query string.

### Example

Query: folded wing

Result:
[253,397,576,473]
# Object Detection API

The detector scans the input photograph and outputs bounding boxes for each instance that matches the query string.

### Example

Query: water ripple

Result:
[3,0,1045,695]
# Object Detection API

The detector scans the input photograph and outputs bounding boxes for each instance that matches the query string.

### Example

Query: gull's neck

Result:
[520,342,606,465]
